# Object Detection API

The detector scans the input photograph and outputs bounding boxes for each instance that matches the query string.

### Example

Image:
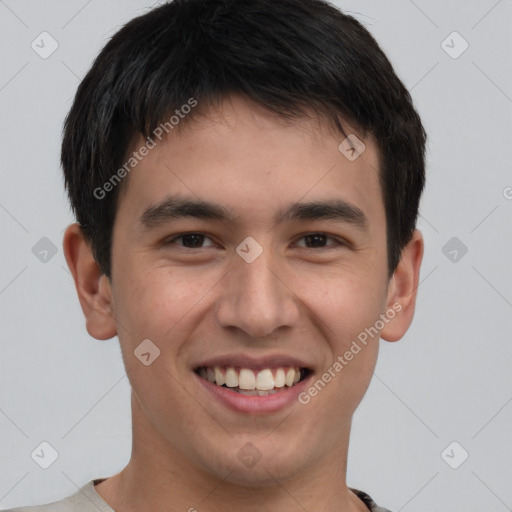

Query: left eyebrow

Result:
[275,199,369,231]
[138,195,369,232]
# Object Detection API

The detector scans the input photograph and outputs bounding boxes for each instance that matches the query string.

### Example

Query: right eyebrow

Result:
[139,195,236,229]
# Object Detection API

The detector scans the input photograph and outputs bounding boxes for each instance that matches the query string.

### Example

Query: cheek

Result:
[296,270,384,399]
[300,266,387,342]
[112,258,227,350]
[299,282,381,420]
[111,265,212,413]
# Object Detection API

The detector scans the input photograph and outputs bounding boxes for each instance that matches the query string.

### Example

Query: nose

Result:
[215,244,300,338]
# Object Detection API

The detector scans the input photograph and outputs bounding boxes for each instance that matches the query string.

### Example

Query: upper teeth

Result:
[199,366,302,391]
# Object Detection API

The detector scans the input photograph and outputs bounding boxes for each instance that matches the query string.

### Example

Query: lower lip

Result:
[194,372,313,414]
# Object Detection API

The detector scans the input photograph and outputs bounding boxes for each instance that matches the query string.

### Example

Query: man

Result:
[5,0,425,510]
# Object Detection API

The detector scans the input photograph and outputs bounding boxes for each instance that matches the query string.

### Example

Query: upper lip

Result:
[193,354,313,372]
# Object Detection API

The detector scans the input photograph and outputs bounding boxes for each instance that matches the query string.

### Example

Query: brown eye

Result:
[305,234,327,248]
[180,234,205,248]
[296,233,342,249]
[165,233,216,249]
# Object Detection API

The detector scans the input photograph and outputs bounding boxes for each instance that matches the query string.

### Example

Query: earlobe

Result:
[63,223,117,340]
[380,229,424,342]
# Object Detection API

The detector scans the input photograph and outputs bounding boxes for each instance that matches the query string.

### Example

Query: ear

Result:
[63,223,117,340]
[380,229,424,342]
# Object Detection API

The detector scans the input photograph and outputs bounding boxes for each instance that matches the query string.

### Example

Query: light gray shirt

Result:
[3,478,392,511]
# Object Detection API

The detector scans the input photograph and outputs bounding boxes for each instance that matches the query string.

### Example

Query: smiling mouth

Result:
[194,366,312,396]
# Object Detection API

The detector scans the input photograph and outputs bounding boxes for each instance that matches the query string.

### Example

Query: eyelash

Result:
[164,232,346,250]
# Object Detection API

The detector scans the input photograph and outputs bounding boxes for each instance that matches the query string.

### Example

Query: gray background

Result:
[0,0,511,510]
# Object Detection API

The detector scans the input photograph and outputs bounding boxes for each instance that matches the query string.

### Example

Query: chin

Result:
[206,441,309,488]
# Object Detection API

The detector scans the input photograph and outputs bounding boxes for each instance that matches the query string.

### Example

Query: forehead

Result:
[116,95,384,230]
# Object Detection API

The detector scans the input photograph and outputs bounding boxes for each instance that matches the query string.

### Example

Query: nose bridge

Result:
[216,242,299,337]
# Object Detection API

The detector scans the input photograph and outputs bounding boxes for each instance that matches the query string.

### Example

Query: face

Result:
[92,95,408,485]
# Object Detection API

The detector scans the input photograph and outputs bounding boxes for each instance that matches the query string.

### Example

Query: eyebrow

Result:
[139,195,368,231]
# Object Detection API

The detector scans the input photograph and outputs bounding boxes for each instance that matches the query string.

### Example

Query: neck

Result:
[94,394,368,512]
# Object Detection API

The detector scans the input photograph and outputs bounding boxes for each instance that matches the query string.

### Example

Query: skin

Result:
[63,94,423,512]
